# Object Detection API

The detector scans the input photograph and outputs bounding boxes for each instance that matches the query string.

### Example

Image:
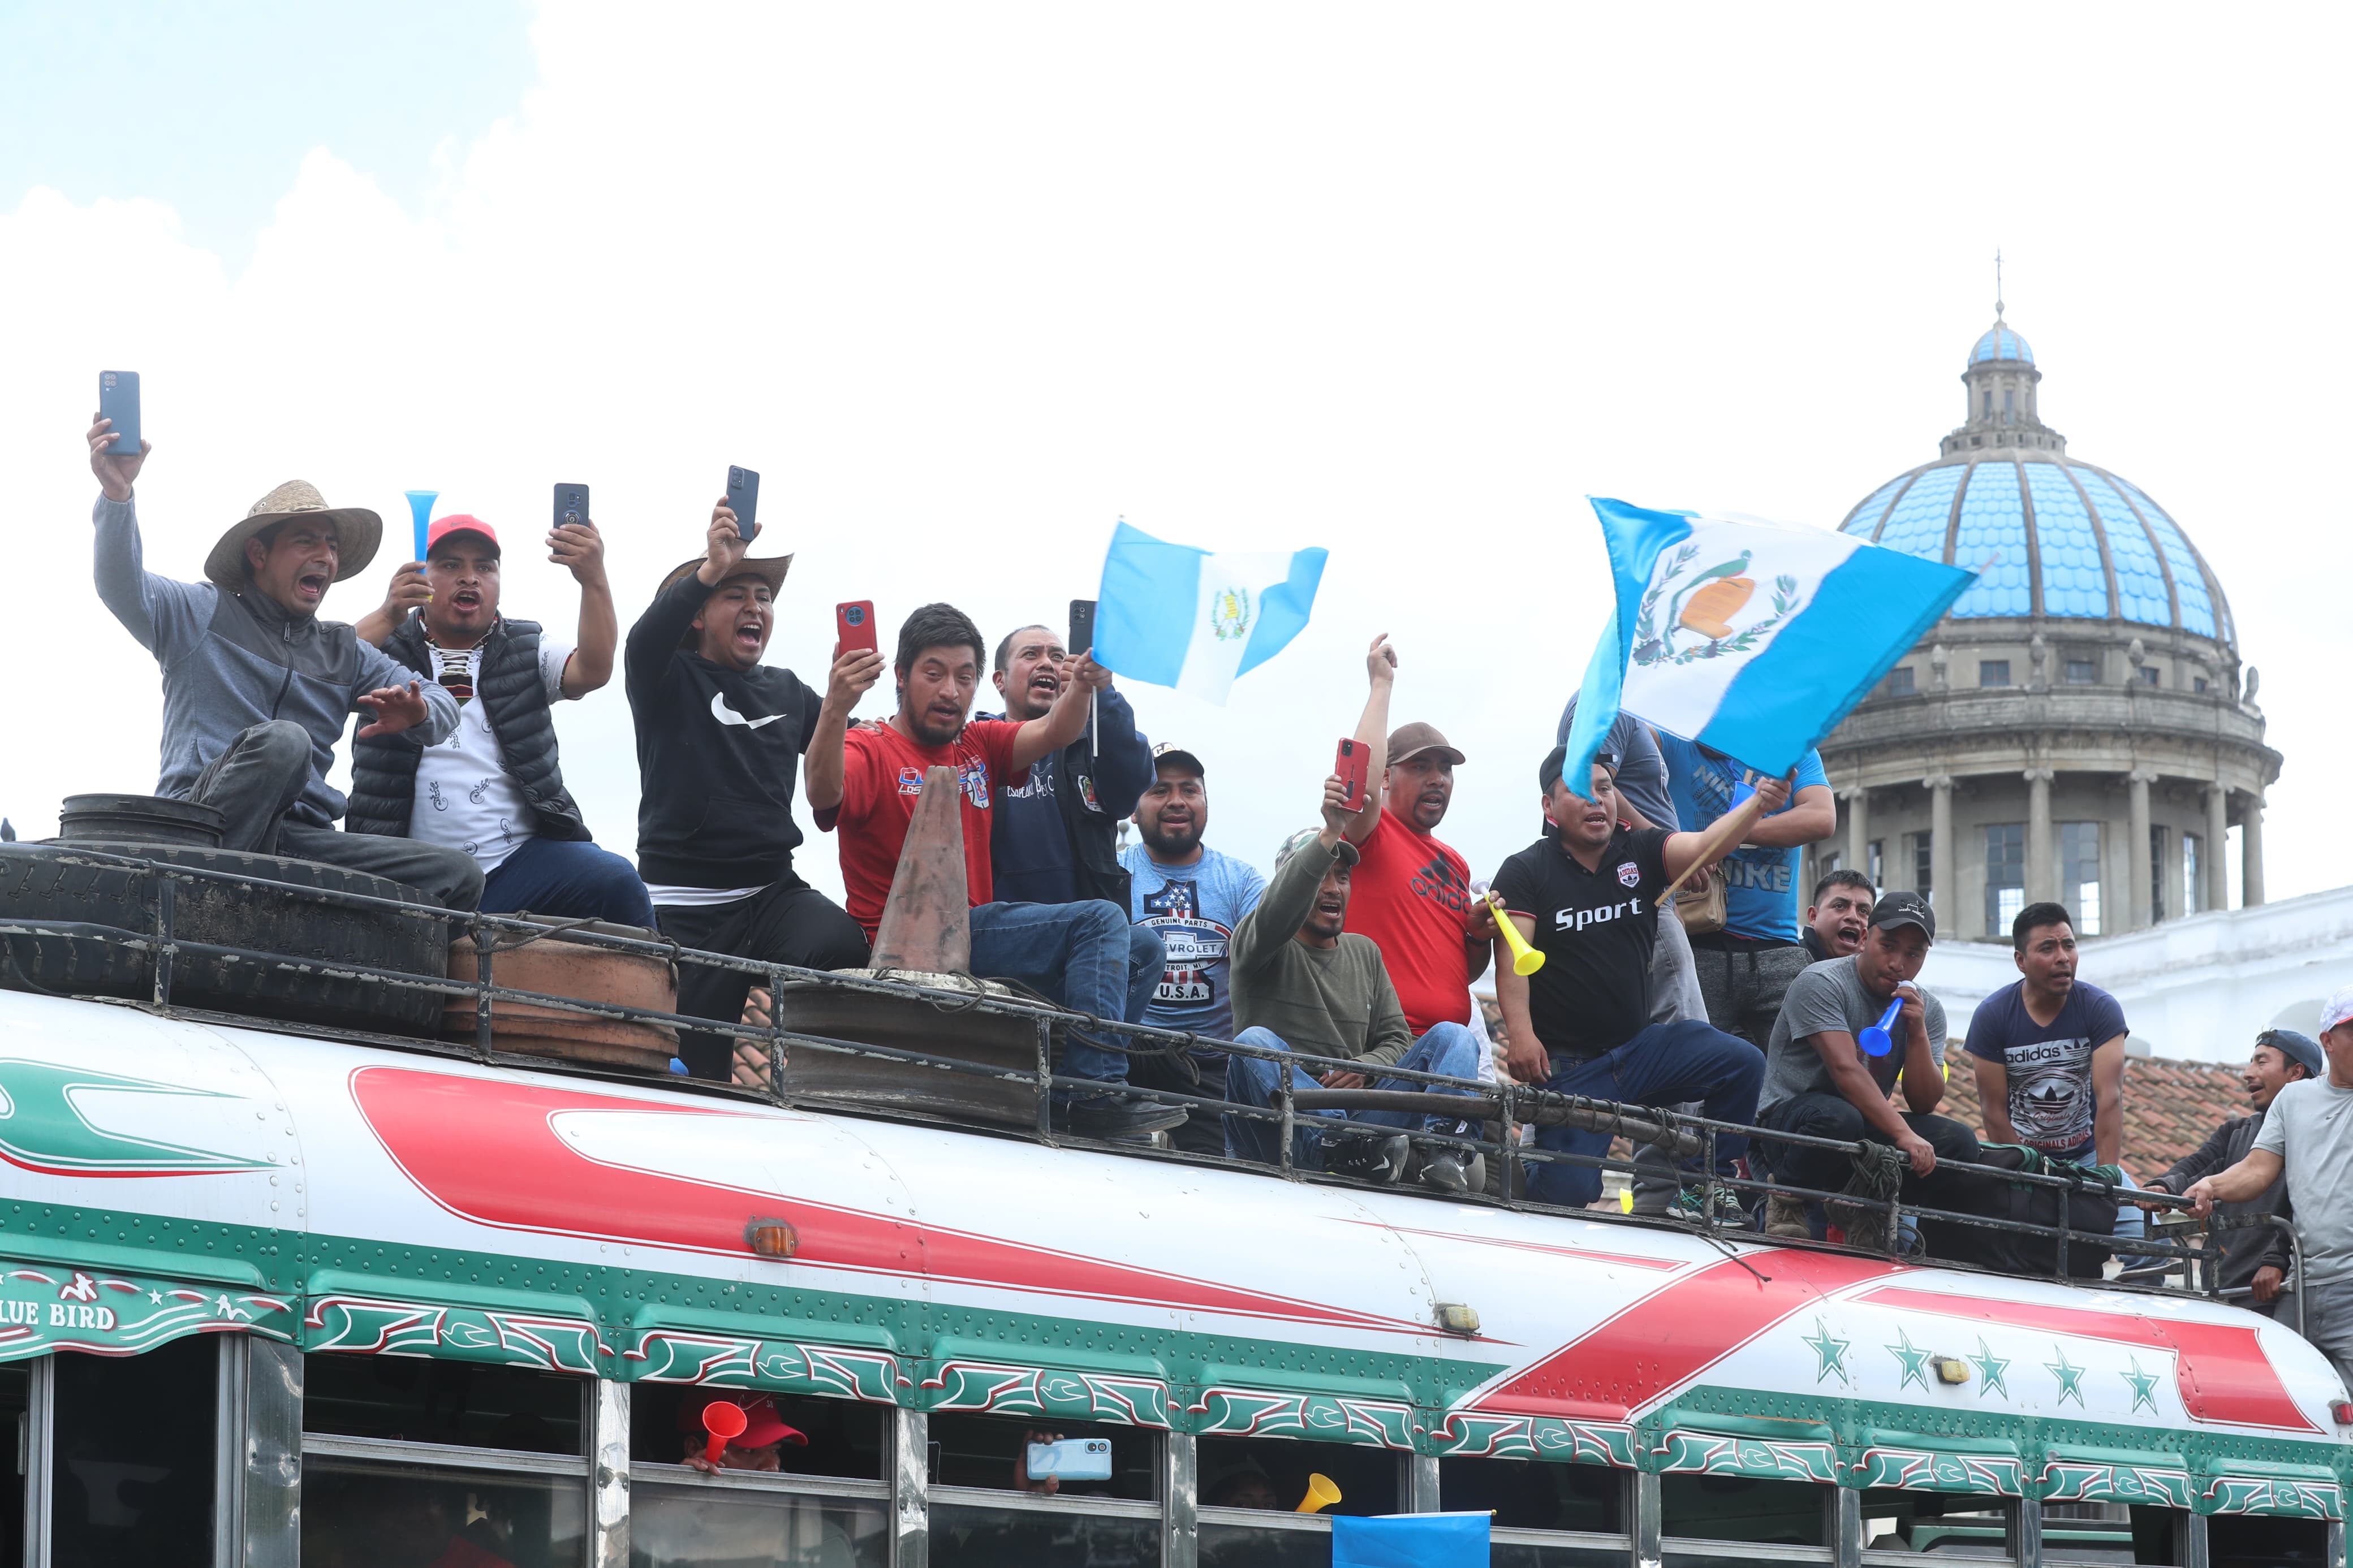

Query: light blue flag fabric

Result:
[1094,522,1328,705]
[1559,497,1973,796]
[1331,1512,1491,1567]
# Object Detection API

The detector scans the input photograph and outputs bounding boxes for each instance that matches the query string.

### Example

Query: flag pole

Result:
[1653,779,1775,908]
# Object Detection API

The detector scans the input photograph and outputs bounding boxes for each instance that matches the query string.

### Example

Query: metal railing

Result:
[0,843,2282,1298]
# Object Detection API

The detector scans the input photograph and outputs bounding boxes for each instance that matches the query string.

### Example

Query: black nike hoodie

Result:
[624,570,822,889]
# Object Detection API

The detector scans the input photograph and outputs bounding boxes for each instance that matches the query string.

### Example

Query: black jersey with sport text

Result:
[1490,826,1672,1059]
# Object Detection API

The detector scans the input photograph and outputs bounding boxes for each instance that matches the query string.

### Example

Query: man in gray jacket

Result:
[85,414,481,908]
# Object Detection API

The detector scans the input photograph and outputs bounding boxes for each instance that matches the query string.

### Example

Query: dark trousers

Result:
[188,720,484,909]
[1529,1021,1765,1208]
[655,879,872,1080]
[1759,1091,1983,1210]
[481,836,659,928]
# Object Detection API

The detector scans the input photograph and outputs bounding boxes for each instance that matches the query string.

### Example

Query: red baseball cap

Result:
[425,514,499,558]
[682,1393,807,1450]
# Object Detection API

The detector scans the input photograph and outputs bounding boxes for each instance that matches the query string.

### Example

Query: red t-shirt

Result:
[835,718,1029,937]
[1342,807,1475,1036]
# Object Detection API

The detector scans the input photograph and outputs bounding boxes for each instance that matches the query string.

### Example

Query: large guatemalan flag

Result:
[1561,497,1973,792]
[1093,522,1329,705]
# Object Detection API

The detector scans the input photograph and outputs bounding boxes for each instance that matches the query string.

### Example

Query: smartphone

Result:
[1025,1438,1113,1483]
[836,600,877,656]
[553,482,590,532]
[1335,737,1369,811]
[98,370,141,454]
[725,466,761,542]
[1068,598,1097,659]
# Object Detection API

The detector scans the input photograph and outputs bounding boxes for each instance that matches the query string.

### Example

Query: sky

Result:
[3,2,2348,921]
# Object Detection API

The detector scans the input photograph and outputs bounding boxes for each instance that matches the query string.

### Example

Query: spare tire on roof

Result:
[0,840,453,1035]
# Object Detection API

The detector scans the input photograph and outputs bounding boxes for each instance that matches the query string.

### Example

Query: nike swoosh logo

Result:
[710,692,784,730]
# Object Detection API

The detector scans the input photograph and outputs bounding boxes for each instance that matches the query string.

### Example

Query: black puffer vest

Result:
[347,616,591,843]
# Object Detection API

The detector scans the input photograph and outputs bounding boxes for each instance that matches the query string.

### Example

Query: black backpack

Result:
[1920,1144,2119,1279]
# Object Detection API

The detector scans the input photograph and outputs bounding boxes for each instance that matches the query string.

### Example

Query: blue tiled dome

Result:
[1839,455,2233,645]
[1972,323,2033,364]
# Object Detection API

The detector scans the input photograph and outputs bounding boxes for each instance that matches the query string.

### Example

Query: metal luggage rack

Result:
[0,844,2286,1304]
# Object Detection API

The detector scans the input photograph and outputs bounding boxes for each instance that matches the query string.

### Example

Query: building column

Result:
[2127,769,2155,930]
[1845,785,1870,881]
[2243,792,2266,907]
[2206,783,2230,913]
[1925,774,1953,922]
[2025,768,2056,905]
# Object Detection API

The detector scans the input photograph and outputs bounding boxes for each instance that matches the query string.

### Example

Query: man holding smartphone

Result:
[805,602,1182,1141]
[346,511,653,926]
[625,499,872,1079]
[81,416,481,909]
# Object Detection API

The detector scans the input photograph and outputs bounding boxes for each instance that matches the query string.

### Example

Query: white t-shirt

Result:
[409,634,576,872]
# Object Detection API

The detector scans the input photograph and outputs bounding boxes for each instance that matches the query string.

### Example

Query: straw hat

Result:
[204,481,383,590]
[657,554,795,598]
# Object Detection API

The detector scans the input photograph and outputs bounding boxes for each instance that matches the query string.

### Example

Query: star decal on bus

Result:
[1802,1318,1849,1385]
[1887,1327,1932,1393]
[2123,1358,2161,1415]
[2047,1346,2087,1406]
[1971,1337,2010,1397]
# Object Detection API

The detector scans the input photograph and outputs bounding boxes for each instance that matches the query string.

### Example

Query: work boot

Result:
[1057,1094,1190,1142]
[1764,1192,1811,1239]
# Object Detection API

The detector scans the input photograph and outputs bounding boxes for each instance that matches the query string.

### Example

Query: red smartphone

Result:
[835,600,877,656]
[1335,737,1368,811]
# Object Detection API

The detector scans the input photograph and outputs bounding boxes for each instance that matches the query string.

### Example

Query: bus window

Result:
[631,1483,889,1568]
[1441,1455,1624,1534]
[928,1413,1161,1568]
[1860,1489,2014,1558]
[1196,1437,1403,1568]
[1659,1471,1830,1549]
[302,1458,585,1568]
[630,1384,886,1480]
[304,1350,585,1455]
[2042,1501,2176,1563]
[2208,1512,2330,1567]
[0,1361,23,1568]
[928,1411,1155,1501]
[51,1336,217,1568]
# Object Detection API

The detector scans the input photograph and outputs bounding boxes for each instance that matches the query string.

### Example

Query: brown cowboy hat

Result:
[659,554,796,649]
[203,481,383,590]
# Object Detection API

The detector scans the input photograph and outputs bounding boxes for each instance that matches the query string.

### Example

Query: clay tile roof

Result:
[1476,996,2251,1183]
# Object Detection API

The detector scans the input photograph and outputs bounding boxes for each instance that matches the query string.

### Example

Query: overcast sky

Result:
[3,3,2346,919]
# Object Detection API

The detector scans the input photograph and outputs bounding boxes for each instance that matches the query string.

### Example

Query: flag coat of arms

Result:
[1561,497,1973,792]
[1093,522,1328,705]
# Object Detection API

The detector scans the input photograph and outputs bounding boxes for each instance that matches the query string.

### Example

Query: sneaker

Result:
[1764,1193,1810,1239]
[1057,1094,1190,1142]
[1421,1150,1489,1195]
[1671,1183,1753,1228]
[1322,1130,1410,1183]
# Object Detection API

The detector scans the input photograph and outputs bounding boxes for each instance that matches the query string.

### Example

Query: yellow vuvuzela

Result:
[1488,891,1545,977]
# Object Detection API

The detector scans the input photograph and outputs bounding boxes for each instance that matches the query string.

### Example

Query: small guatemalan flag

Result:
[1092,522,1328,706]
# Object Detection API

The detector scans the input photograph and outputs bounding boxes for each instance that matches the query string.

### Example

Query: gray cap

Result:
[1870,890,1936,942]
[2258,1028,2325,1078]
[1276,827,1358,871]
[1150,741,1206,779]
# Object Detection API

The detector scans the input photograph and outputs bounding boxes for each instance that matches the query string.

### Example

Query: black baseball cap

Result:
[1869,891,1936,941]
[1537,745,1619,794]
[1150,742,1205,779]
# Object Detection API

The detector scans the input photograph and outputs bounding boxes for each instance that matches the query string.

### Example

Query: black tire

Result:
[0,841,450,1035]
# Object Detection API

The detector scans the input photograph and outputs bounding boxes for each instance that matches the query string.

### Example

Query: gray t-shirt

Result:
[1555,698,1678,831]
[2254,1078,2353,1285]
[1760,956,1947,1118]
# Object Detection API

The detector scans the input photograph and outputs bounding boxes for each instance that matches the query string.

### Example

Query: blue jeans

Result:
[969,901,1163,1092]
[1223,1023,1483,1166]
[1528,1020,1764,1208]
[480,836,660,928]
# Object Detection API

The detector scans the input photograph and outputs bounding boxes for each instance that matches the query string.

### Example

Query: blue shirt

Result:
[1654,735,1828,942]
[1120,843,1265,1047]
[1964,980,2128,1161]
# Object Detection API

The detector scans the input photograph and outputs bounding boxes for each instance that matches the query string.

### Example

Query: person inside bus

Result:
[624,501,871,1080]
[82,418,482,910]
[346,512,656,927]
[807,601,1183,1142]
[1222,763,1486,1193]
[2137,1028,2315,1312]
[680,1393,808,1474]
[1755,892,1980,1249]
[1803,869,1877,961]
[1488,746,1770,1216]
[1335,639,1506,1072]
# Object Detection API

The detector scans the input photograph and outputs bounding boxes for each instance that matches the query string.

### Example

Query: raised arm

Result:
[1339,634,1396,846]
[1010,654,1102,772]
[1230,775,1351,979]
[626,505,745,701]
[1741,784,1835,849]
[87,417,213,657]
[803,646,885,814]
[1659,773,1786,884]
[551,517,617,697]
[1087,685,1156,818]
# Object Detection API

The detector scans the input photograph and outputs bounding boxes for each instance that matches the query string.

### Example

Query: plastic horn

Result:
[701,1399,747,1463]
[1485,890,1545,977]
[405,490,438,564]
[1859,997,1904,1057]
[1296,1473,1342,1514]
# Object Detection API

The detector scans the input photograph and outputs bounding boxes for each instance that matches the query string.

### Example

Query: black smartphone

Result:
[98,370,140,454]
[1068,598,1097,658]
[553,482,590,531]
[725,466,761,542]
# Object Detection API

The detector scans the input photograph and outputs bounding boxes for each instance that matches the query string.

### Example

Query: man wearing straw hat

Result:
[83,416,482,908]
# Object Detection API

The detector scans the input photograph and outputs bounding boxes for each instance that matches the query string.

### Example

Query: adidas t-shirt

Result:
[1342,809,1476,1036]
[1489,826,1672,1059]
[1963,979,2128,1160]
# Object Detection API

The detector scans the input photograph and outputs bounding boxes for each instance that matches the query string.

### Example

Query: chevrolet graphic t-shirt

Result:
[834,718,1029,938]
[1490,826,1672,1059]
[1120,844,1265,1046]
[1342,809,1476,1036]
[1654,735,1828,942]
[1964,979,2128,1160]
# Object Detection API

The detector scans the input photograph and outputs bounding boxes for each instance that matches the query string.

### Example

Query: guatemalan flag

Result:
[1332,1513,1490,1567]
[1561,497,1973,793]
[1093,522,1328,705]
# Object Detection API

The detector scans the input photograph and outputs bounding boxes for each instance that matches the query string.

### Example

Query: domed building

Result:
[1814,308,2279,944]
